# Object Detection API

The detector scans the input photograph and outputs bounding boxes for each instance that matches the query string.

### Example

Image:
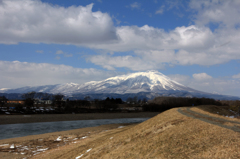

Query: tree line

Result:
[0,92,125,114]
[1,92,238,114]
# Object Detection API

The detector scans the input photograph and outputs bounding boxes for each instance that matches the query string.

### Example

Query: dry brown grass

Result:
[1,105,240,159]
[192,105,239,121]
[0,123,137,159]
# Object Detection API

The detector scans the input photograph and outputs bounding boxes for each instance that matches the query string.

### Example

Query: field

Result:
[1,105,240,158]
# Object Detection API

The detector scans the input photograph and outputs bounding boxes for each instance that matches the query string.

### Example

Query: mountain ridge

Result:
[1,71,239,100]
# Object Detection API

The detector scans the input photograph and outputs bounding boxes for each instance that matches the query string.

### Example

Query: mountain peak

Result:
[1,71,239,100]
[106,71,183,87]
[74,71,188,94]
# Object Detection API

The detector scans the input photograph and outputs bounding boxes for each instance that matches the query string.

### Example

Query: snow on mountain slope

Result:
[0,71,197,95]
[0,83,82,95]
[73,70,195,94]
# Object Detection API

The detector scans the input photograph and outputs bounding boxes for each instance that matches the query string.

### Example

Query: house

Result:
[43,100,52,105]
[34,98,52,105]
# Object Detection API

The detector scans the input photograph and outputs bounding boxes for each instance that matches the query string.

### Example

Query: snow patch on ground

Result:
[10,144,15,149]
[86,148,92,152]
[55,136,62,141]
[118,126,125,128]
[75,148,92,159]
[76,154,83,159]
[80,136,87,139]
[225,115,235,118]
[37,148,48,152]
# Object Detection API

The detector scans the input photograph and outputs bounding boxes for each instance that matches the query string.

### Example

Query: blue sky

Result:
[0,0,240,96]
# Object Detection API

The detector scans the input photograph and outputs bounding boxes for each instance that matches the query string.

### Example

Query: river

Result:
[0,118,149,140]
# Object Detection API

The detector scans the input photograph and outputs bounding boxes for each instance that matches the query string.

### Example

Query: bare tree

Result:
[0,96,8,107]
[53,94,65,110]
[22,91,36,109]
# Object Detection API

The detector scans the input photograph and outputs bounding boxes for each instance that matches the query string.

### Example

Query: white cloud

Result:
[55,56,61,60]
[1,0,240,72]
[87,0,240,71]
[189,0,240,28]
[192,73,212,81]
[0,61,119,89]
[232,73,240,79]
[36,50,43,53]
[155,5,165,14]
[0,0,117,45]
[169,73,240,96]
[166,0,184,10]
[87,55,163,71]
[86,0,240,70]
[88,25,214,52]
[112,15,121,25]
[56,50,64,55]
[129,2,141,9]
[88,24,240,70]
[55,50,73,58]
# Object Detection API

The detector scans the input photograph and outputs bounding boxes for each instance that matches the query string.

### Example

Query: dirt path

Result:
[178,107,240,133]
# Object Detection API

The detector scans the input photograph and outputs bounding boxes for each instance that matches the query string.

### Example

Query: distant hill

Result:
[1,71,239,100]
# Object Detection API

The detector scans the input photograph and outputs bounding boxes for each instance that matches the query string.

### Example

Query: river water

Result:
[0,118,149,140]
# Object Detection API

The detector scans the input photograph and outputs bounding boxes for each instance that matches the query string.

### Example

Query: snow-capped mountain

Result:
[0,71,195,94]
[73,70,196,94]
[1,71,239,100]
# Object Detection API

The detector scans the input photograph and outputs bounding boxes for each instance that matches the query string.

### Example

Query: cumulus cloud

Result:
[88,24,240,70]
[0,61,119,89]
[1,0,240,72]
[0,0,117,45]
[86,0,240,70]
[189,0,240,28]
[88,25,214,52]
[169,73,240,96]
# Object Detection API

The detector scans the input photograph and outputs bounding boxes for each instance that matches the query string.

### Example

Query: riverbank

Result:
[0,112,159,125]
[0,123,137,159]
